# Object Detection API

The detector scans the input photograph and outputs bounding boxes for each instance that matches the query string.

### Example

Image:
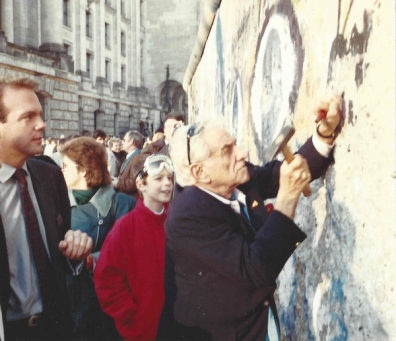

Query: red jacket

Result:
[94,198,167,340]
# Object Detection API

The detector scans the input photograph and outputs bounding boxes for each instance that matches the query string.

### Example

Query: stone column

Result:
[39,0,63,52]
[1,0,14,42]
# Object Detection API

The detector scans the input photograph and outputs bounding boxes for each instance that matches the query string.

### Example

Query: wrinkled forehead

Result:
[203,126,234,150]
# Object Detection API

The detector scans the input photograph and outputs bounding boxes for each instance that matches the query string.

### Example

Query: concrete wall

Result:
[186,0,395,339]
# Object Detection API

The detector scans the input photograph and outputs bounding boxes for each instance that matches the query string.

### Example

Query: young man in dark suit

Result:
[0,77,93,340]
[159,96,342,340]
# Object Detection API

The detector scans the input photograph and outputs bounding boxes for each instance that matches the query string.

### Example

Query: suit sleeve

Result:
[241,136,334,200]
[167,198,306,289]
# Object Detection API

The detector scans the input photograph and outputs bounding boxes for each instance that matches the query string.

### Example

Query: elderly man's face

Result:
[199,126,249,198]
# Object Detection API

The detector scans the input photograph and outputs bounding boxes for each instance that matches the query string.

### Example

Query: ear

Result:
[190,163,210,184]
[136,178,145,192]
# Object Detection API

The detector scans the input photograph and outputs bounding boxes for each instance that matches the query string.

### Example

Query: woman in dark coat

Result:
[61,137,136,340]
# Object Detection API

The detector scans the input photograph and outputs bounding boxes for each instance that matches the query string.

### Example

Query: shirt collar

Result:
[197,186,246,214]
[0,162,28,184]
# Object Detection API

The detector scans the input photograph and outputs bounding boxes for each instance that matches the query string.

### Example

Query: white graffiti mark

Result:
[251,14,297,150]
[312,273,332,340]
[229,69,244,146]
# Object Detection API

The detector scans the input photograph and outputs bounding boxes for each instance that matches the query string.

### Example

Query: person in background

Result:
[142,113,185,156]
[0,77,92,341]
[158,96,342,340]
[93,129,106,145]
[80,129,92,137]
[43,137,56,156]
[61,137,136,340]
[107,138,125,181]
[51,137,67,167]
[115,130,144,198]
[143,135,152,149]
[152,131,165,143]
[94,153,174,341]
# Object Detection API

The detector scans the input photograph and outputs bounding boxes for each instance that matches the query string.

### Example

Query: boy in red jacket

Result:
[94,154,174,341]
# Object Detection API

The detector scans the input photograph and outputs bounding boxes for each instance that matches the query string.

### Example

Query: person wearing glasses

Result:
[142,113,185,156]
[94,154,174,341]
[158,96,342,340]
[61,137,136,340]
[115,130,144,198]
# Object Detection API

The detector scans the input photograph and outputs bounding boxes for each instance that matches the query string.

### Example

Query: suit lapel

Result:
[27,160,59,261]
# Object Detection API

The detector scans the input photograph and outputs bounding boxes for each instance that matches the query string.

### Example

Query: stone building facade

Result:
[0,0,200,138]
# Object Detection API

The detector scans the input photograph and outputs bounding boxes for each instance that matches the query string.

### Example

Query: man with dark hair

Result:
[0,76,93,340]
[80,129,92,137]
[115,130,144,198]
[93,129,106,145]
[142,113,185,156]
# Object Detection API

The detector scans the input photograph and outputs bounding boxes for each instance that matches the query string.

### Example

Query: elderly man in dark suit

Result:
[159,96,342,340]
[0,77,93,340]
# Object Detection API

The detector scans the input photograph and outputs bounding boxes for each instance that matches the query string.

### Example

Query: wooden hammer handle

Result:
[281,146,312,197]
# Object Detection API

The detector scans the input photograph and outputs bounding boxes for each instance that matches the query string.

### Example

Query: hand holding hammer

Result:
[264,125,312,197]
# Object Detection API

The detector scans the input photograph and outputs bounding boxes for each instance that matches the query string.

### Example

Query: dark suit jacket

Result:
[159,138,333,340]
[0,158,73,335]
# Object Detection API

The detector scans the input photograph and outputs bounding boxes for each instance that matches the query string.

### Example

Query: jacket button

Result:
[98,219,104,225]
[263,300,269,306]
[295,242,301,248]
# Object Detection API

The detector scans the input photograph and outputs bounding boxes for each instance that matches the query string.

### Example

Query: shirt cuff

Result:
[312,132,334,158]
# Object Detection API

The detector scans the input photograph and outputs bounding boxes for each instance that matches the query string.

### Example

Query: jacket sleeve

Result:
[93,220,138,336]
[240,136,334,200]
[167,194,306,289]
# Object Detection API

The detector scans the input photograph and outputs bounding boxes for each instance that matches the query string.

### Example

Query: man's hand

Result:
[275,155,311,220]
[315,95,342,144]
[59,230,93,261]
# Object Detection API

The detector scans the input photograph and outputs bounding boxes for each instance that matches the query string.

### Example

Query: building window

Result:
[86,11,92,38]
[64,43,70,55]
[105,60,111,82]
[121,65,126,87]
[63,0,70,27]
[105,23,110,48]
[121,0,125,16]
[121,31,126,56]
[86,53,92,78]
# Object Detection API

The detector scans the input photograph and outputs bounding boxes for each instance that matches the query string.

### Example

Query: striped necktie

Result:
[13,169,57,318]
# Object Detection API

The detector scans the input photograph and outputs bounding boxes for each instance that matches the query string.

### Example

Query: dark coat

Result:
[159,138,333,340]
[0,158,73,337]
[66,186,136,340]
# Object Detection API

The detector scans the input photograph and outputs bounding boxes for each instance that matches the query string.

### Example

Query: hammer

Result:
[264,125,312,197]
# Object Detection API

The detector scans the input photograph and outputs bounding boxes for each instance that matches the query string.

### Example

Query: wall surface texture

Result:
[186,0,395,340]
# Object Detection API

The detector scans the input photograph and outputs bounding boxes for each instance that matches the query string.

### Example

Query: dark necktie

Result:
[13,169,57,318]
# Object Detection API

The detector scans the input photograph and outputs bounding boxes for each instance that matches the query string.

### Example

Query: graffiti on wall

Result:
[191,0,388,340]
[249,0,304,163]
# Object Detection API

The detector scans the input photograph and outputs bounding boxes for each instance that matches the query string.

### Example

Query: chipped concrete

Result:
[185,0,395,339]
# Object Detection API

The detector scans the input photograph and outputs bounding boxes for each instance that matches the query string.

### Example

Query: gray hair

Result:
[125,130,144,149]
[169,117,226,187]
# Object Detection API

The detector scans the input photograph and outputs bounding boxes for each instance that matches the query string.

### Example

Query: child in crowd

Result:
[94,154,174,340]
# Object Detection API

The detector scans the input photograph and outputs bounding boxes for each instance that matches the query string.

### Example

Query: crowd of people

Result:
[0,76,342,341]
